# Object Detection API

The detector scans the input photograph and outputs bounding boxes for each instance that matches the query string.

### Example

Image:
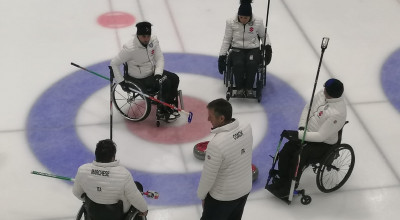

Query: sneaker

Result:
[172,111,180,118]
[236,89,244,97]
[168,114,178,121]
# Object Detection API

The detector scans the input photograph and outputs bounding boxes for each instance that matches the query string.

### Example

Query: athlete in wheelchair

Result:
[265,79,355,204]
[110,21,181,125]
[218,0,272,102]
[73,139,148,220]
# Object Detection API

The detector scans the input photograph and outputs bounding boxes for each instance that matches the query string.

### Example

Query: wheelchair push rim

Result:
[112,81,151,122]
[316,143,355,193]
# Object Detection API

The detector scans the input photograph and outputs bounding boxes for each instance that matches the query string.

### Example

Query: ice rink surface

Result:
[1,0,400,219]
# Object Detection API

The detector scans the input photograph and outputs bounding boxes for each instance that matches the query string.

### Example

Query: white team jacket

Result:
[110,35,164,83]
[197,119,253,201]
[219,14,271,56]
[298,90,347,145]
[72,160,148,213]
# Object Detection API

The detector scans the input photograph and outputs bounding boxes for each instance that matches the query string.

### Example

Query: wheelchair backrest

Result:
[82,194,124,220]
[123,63,129,78]
[336,121,349,146]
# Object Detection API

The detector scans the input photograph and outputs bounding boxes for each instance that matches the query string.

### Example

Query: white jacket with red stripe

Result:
[110,35,164,83]
[219,14,271,56]
[297,90,347,145]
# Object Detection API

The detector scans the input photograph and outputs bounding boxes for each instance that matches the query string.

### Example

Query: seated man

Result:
[110,21,180,120]
[266,78,347,198]
[73,139,148,219]
[217,0,272,97]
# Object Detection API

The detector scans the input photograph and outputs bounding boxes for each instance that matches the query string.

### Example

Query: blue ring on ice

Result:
[381,48,400,112]
[27,53,304,205]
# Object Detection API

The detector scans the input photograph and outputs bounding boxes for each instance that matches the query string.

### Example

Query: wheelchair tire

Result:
[112,81,151,122]
[125,210,147,220]
[301,195,312,205]
[316,144,355,193]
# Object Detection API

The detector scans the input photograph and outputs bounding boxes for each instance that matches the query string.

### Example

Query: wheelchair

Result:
[265,121,355,205]
[112,64,184,127]
[76,182,147,220]
[223,47,267,103]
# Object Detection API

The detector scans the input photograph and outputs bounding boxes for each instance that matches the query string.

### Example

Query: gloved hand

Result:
[261,44,272,65]
[119,81,130,92]
[218,55,227,74]
[281,130,299,141]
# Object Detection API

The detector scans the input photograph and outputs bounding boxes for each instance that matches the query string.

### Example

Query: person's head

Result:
[238,0,252,24]
[95,139,117,163]
[136,21,152,46]
[324,78,344,99]
[207,98,233,128]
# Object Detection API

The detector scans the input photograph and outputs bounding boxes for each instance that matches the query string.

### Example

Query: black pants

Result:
[278,140,333,186]
[201,193,249,220]
[230,48,261,90]
[126,70,179,107]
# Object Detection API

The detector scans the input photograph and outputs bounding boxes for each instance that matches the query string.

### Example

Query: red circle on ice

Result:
[125,96,211,144]
[97,12,135,28]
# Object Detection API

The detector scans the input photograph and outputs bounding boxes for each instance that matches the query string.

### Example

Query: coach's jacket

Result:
[110,35,164,83]
[197,119,253,201]
[219,14,271,56]
[73,160,148,213]
[298,90,347,145]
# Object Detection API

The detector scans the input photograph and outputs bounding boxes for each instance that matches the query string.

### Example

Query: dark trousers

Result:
[201,193,249,220]
[278,140,333,185]
[230,48,261,90]
[126,70,179,107]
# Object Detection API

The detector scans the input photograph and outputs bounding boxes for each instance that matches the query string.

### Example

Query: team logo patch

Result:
[149,42,153,47]
[249,27,254,32]
[318,111,323,117]
[151,49,155,54]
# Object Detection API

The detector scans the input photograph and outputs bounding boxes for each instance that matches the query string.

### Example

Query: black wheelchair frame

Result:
[111,64,184,127]
[223,47,267,103]
[266,121,355,205]
[76,182,147,220]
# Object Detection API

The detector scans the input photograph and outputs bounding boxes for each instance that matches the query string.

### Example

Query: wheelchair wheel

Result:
[112,81,151,121]
[316,144,355,193]
[76,205,87,220]
[125,209,147,220]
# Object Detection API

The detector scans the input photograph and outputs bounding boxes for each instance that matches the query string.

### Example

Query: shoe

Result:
[265,179,282,191]
[172,111,180,118]
[167,113,178,121]
[246,89,254,97]
[236,89,244,97]
[273,186,290,198]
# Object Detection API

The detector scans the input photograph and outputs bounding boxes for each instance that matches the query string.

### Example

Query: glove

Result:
[298,127,305,131]
[281,130,299,141]
[218,55,227,74]
[262,44,272,65]
[119,81,130,92]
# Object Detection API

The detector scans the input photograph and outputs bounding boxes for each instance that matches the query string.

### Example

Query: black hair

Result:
[95,139,117,163]
[207,98,232,122]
